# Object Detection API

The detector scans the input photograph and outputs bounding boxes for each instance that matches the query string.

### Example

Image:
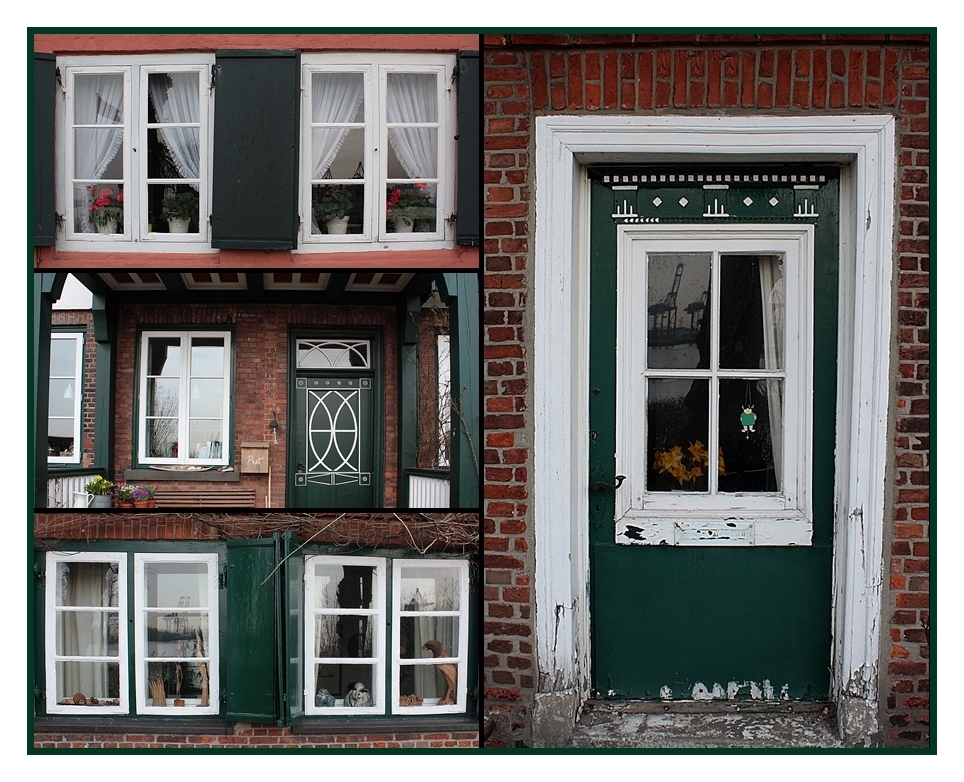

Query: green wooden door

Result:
[288,334,379,508]
[588,167,839,701]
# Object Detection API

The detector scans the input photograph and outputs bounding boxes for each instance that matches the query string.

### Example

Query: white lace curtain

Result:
[759,257,785,489]
[58,562,117,699]
[311,72,365,180]
[148,72,201,189]
[73,73,124,232]
[386,73,438,200]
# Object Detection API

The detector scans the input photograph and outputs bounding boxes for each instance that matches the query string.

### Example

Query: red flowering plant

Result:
[88,186,123,227]
[385,182,435,223]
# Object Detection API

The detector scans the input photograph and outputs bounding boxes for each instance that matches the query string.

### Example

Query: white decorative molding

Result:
[532,114,895,744]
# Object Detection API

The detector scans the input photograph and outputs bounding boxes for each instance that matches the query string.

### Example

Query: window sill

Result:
[124,468,240,483]
[291,715,479,735]
[35,717,230,735]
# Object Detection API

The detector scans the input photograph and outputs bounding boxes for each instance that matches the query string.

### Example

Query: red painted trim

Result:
[35,246,479,270]
[33,33,480,55]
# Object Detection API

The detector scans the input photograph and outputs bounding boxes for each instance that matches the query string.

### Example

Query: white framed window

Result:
[392,559,468,713]
[45,552,128,715]
[436,333,452,468]
[615,225,814,545]
[300,54,456,249]
[305,555,386,715]
[48,332,84,464]
[133,553,219,715]
[137,330,232,466]
[58,55,213,250]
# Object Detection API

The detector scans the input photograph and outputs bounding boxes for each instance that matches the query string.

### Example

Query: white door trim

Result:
[531,114,895,743]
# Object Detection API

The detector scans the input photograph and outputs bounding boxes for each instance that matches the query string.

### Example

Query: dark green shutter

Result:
[282,531,304,723]
[212,51,300,250]
[32,53,56,246]
[455,51,480,247]
[226,537,282,723]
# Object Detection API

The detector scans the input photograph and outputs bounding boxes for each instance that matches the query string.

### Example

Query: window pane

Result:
[55,561,119,607]
[144,659,210,707]
[55,661,121,704]
[73,182,124,234]
[190,338,224,376]
[48,379,76,418]
[143,612,210,660]
[143,561,211,609]
[147,418,178,458]
[386,73,437,123]
[50,339,78,377]
[399,615,459,659]
[719,255,785,370]
[148,338,181,376]
[647,253,711,370]
[55,611,119,657]
[398,565,461,612]
[718,378,782,493]
[385,181,437,233]
[311,182,364,235]
[310,562,376,609]
[313,663,375,707]
[147,377,179,417]
[148,183,200,234]
[297,340,370,369]
[188,421,222,459]
[647,378,710,492]
[189,378,224,417]
[314,614,374,658]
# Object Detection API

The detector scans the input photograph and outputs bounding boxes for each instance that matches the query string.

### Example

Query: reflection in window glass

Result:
[647,253,711,370]
[647,378,710,493]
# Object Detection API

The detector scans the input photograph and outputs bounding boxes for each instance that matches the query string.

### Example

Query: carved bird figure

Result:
[344,681,372,707]
[422,639,458,705]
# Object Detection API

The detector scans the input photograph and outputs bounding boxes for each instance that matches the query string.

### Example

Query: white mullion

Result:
[708,251,722,495]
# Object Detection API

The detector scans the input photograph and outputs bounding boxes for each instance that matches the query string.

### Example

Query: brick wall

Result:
[482,33,930,748]
[111,302,398,507]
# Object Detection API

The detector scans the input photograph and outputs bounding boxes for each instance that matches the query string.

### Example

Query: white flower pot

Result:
[96,220,118,235]
[326,216,349,234]
[393,216,415,233]
[168,218,191,233]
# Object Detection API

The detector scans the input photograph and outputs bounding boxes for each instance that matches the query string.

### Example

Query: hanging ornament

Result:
[741,380,757,438]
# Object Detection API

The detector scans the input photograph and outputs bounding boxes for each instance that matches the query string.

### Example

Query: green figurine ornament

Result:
[740,405,757,437]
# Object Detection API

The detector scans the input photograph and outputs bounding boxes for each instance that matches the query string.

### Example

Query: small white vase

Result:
[168,218,191,233]
[327,216,349,234]
[393,216,415,233]
[96,220,118,235]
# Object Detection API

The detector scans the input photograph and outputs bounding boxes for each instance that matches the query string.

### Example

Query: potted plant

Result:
[386,183,435,232]
[131,484,158,509]
[87,187,123,235]
[114,484,135,508]
[313,185,353,234]
[160,189,199,234]
[83,475,115,508]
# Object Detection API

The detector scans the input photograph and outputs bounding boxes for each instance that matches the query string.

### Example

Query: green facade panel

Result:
[32,53,56,246]
[456,51,480,247]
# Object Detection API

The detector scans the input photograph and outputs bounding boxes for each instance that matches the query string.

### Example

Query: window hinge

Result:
[55,66,64,92]
[34,561,45,586]
[34,684,45,702]
[55,213,65,231]
[219,566,227,589]
[446,213,457,224]
[451,65,459,86]
[210,65,217,91]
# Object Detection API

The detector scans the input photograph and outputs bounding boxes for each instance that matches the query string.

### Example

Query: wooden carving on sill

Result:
[195,627,209,707]
[422,639,457,705]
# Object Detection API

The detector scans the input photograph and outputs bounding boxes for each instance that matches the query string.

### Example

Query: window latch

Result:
[591,475,626,491]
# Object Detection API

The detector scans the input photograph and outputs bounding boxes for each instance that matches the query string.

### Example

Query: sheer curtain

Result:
[310,72,364,232]
[59,562,117,699]
[73,73,124,232]
[148,72,201,188]
[759,257,785,489]
[386,73,438,197]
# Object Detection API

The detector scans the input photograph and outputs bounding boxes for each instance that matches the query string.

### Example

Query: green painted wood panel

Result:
[32,53,56,246]
[212,51,300,250]
[456,51,480,247]
[588,168,839,701]
[226,538,281,722]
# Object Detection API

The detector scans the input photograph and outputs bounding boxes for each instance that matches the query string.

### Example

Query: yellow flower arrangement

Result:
[653,440,725,486]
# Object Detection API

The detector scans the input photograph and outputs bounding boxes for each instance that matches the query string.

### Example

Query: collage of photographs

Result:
[27,28,934,756]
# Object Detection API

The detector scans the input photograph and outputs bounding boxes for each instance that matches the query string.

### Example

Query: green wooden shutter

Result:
[282,531,304,723]
[32,52,56,246]
[212,51,300,250]
[455,51,480,247]
[226,537,282,723]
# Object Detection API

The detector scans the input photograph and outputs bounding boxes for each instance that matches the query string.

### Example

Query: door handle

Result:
[591,475,626,491]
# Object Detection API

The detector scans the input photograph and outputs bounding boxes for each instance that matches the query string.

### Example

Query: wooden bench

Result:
[153,487,257,508]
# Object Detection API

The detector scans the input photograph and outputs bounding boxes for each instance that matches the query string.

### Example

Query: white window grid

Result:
[48,332,84,465]
[45,551,129,715]
[137,330,232,467]
[58,55,214,250]
[133,553,219,716]
[299,54,457,249]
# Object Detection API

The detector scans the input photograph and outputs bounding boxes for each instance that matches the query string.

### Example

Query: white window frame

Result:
[298,53,457,250]
[391,559,468,714]
[137,330,232,467]
[57,54,214,252]
[45,551,128,715]
[615,225,814,546]
[304,555,386,716]
[48,331,84,465]
[133,553,220,716]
